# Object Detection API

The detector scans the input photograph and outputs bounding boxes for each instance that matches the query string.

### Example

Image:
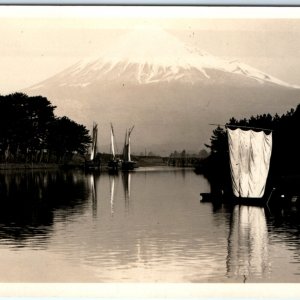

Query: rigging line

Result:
[128,125,135,136]
[209,123,274,132]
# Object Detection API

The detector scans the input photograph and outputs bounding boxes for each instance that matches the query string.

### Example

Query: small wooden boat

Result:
[121,126,138,171]
[107,123,121,172]
[227,126,272,205]
[85,122,100,171]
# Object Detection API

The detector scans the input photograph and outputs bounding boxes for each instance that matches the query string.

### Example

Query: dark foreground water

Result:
[0,167,299,282]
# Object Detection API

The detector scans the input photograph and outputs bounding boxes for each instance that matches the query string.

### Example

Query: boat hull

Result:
[121,161,137,171]
[232,196,266,207]
[84,159,101,171]
[107,159,121,173]
[200,188,275,207]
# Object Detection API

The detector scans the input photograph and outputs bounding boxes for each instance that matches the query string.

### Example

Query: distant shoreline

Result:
[0,158,196,170]
[0,163,61,170]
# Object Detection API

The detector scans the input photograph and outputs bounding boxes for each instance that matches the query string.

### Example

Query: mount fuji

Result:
[25,28,300,155]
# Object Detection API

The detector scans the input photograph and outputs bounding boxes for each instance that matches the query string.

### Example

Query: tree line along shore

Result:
[0,93,91,167]
[197,103,300,177]
[0,92,207,170]
[1,92,300,178]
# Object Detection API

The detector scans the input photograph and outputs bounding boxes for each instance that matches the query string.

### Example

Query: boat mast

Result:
[110,123,116,160]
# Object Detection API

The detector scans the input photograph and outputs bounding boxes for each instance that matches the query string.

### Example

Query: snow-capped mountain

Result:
[31,27,298,89]
[25,28,300,154]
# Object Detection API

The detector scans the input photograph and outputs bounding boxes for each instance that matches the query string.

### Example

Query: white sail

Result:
[128,132,131,162]
[127,126,134,162]
[110,123,116,159]
[227,128,272,198]
[90,123,98,161]
[123,129,128,161]
[122,126,134,162]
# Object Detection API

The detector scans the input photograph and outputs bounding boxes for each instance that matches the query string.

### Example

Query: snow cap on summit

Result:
[55,27,298,88]
[29,26,299,90]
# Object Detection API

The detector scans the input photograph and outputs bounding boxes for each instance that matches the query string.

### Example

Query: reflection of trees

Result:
[226,205,270,282]
[0,170,91,244]
[200,174,231,213]
[265,203,300,257]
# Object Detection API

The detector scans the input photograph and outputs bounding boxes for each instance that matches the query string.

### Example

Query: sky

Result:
[1,6,300,94]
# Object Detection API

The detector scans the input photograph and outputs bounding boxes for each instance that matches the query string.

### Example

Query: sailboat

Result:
[226,125,273,204]
[121,126,138,171]
[223,126,273,280]
[107,123,120,172]
[85,122,101,170]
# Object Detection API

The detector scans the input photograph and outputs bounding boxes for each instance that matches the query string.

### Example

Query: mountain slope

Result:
[25,28,300,155]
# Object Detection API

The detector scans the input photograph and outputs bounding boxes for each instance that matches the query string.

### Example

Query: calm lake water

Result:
[0,167,299,283]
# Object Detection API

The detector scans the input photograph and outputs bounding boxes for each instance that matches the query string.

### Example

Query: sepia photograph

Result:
[0,4,300,296]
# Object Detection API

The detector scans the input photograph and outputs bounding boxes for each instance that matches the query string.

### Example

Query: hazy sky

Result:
[1,6,300,94]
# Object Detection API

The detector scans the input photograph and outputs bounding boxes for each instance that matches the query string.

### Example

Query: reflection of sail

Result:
[89,174,97,218]
[122,172,131,209]
[110,176,115,216]
[227,205,269,281]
